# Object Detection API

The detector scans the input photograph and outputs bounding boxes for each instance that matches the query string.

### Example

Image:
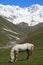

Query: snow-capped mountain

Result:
[0,4,43,26]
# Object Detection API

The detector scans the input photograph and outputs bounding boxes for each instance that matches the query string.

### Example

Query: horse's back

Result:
[12,43,28,51]
[12,43,34,51]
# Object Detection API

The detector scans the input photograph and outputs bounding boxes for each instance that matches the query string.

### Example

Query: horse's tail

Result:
[31,44,34,51]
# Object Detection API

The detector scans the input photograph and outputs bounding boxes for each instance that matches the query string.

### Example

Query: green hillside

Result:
[0,16,23,46]
[26,27,43,49]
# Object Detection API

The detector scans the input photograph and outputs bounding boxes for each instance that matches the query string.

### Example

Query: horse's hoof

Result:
[9,60,13,63]
[9,61,12,63]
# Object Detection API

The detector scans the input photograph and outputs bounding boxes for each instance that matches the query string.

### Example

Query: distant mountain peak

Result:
[0,4,43,26]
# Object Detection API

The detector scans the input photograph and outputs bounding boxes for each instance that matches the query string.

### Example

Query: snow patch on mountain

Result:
[0,4,43,26]
[2,28,19,34]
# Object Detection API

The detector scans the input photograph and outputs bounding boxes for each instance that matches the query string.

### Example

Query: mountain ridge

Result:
[0,4,43,26]
[16,22,43,33]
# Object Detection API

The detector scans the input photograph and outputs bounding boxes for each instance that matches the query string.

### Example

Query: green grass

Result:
[0,48,43,65]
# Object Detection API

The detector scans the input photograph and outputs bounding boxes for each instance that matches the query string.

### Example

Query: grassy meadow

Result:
[0,48,43,65]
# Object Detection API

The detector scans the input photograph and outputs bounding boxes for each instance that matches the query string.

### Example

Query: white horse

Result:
[9,43,34,62]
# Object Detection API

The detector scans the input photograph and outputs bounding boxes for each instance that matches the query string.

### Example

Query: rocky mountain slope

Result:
[0,16,23,46]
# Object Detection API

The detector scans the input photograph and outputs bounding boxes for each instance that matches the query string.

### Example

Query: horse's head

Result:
[9,56,14,63]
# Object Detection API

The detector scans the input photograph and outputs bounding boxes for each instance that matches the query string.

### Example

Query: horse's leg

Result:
[28,50,32,61]
[26,49,30,60]
[15,51,18,62]
[27,49,32,60]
